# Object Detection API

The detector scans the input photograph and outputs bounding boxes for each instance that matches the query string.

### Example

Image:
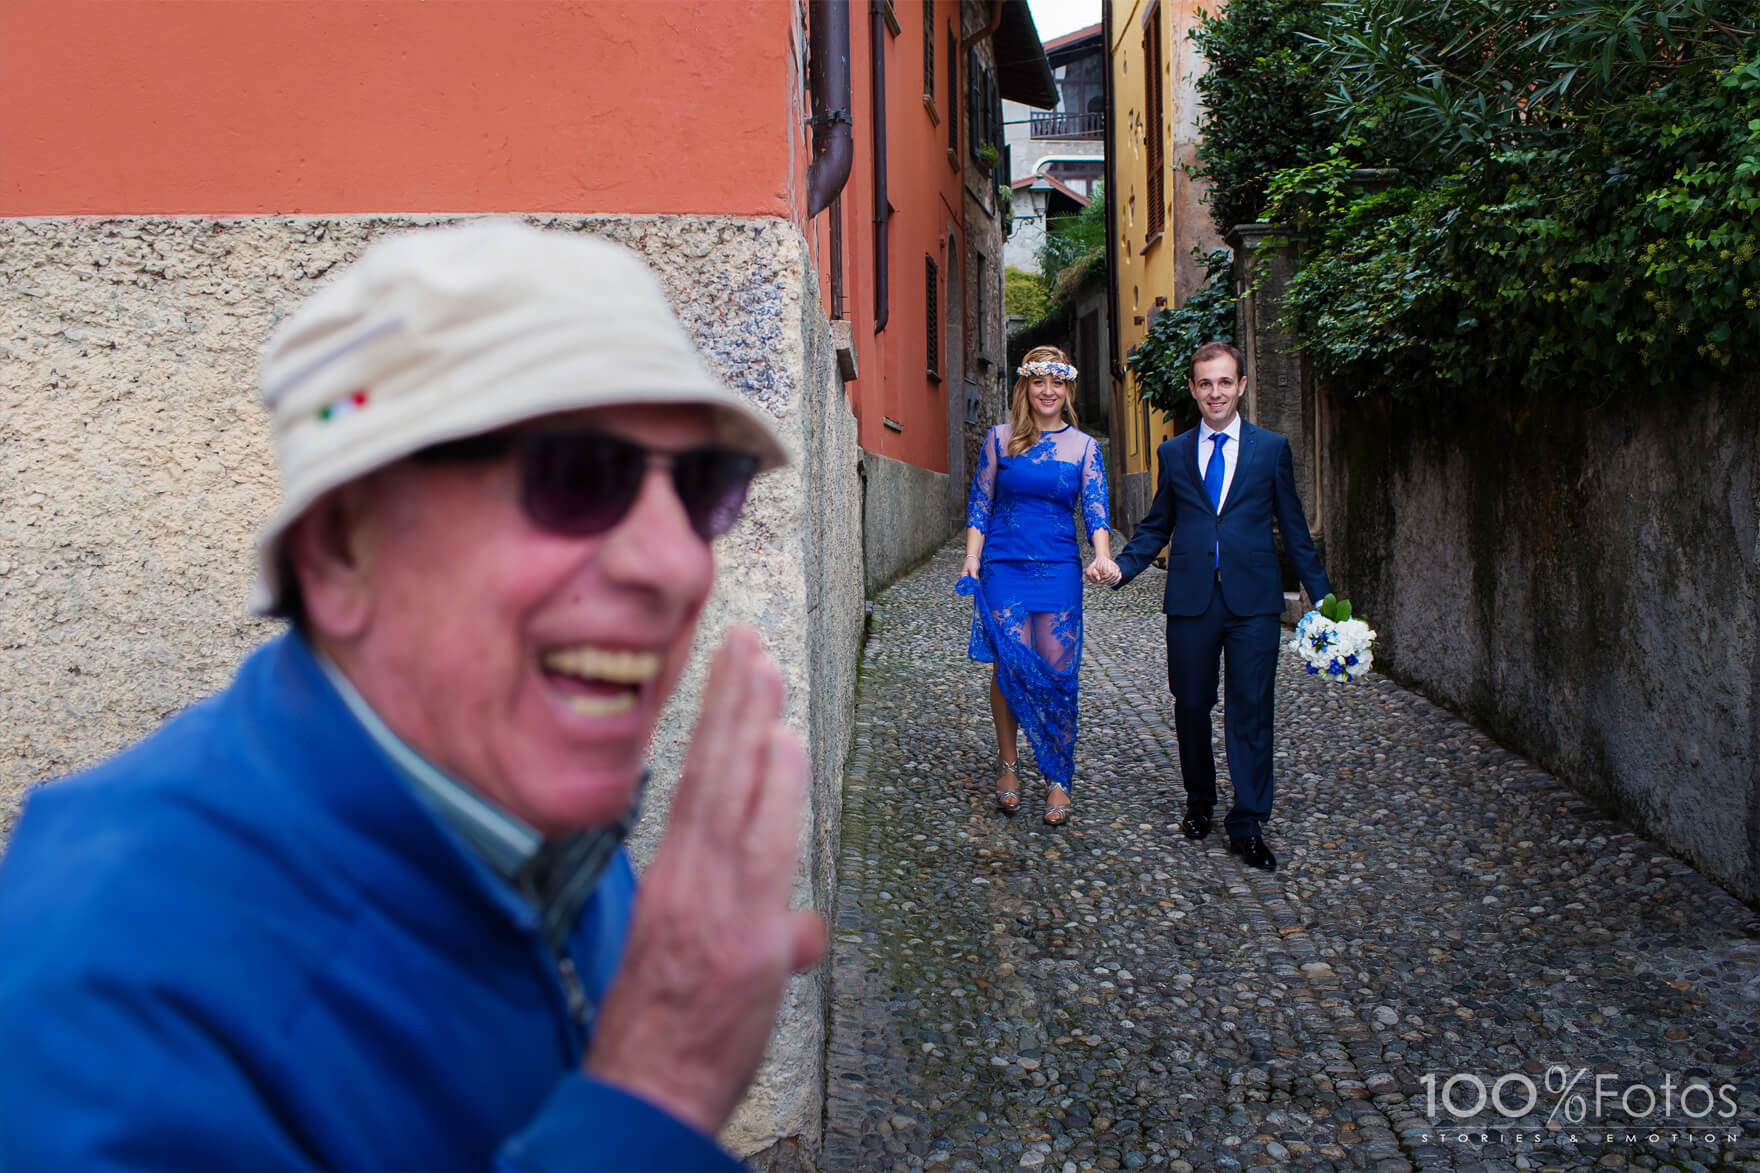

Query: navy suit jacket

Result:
[1115,420,1331,617]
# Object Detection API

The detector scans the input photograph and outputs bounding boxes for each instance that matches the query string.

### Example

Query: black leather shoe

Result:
[1179,808,1212,840]
[1227,835,1277,872]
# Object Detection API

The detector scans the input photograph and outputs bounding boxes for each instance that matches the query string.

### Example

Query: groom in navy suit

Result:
[1113,341,1331,872]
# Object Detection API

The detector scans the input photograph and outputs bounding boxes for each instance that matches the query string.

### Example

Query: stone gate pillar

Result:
[1226,222,1320,526]
[1228,222,1322,619]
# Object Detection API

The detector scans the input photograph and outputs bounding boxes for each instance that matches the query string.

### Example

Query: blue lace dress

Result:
[963,423,1109,790]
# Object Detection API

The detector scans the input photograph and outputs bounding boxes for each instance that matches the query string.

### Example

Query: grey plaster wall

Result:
[0,213,863,1161]
[861,450,953,596]
[1320,378,1760,905]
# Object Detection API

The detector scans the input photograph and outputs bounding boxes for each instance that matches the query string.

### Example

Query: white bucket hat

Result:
[249,219,789,616]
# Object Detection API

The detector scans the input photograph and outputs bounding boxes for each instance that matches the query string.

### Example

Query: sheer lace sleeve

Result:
[1080,435,1109,538]
[966,425,1007,532]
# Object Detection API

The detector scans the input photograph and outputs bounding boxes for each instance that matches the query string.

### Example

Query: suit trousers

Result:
[1165,577,1283,840]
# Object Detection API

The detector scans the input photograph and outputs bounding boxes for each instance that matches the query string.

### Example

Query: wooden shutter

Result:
[1143,4,1165,240]
[926,255,941,379]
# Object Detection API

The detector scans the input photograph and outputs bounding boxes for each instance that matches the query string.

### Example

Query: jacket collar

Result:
[245,635,549,940]
[1224,419,1262,513]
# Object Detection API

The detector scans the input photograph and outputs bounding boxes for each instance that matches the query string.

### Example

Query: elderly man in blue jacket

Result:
[1113,340,1333,874]
[0,222,824,1171]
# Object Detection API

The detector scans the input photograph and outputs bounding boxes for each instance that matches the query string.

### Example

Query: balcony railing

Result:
[1029,111,1104,140]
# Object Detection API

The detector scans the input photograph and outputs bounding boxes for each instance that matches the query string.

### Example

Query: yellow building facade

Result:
[1104,0,1229,515]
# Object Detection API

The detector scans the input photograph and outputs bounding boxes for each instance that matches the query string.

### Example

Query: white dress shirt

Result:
[1196,416,1243,511]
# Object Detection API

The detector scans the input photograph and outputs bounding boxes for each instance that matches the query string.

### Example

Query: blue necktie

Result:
[1205,433,1227,569]
[1205,433,1227,511]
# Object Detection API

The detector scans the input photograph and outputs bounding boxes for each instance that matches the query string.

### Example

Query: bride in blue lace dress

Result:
[959,346,1119,826]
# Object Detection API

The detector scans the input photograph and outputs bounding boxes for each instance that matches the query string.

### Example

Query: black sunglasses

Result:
[414,428,758,541]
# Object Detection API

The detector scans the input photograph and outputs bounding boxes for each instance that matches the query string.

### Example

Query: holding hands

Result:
[1084,556,1121,586]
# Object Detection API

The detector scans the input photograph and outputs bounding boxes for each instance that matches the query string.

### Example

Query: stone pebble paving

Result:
[824,541,1760,1173]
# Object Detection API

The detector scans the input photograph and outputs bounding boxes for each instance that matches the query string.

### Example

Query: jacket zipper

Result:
[555,950,590,1031]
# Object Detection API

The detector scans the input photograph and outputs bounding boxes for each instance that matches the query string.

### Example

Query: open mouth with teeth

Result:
[540,646,661,718]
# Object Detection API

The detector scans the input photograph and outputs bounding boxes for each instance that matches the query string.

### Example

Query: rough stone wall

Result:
[1320,377,1760,905]
[0,213,863,1159]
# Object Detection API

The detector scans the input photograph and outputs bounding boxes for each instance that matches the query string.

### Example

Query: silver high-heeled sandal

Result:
[994,757,1021,815]
[1042,781,1071,827]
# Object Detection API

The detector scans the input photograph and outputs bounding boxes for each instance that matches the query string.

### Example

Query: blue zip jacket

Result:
[0,634,740,1172]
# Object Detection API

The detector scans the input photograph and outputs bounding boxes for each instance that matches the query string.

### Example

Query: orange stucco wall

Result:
[6,0,965,478]
[0,1,799,217]
[817,6,965,473]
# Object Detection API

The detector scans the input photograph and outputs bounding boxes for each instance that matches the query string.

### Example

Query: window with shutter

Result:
[923,1,934,104]
[975,251,988,360]
[968,48,981,160]
[926,255,941,380]
[946,29,958,157]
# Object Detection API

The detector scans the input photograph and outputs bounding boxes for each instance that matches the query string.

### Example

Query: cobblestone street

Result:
[825,541,1760,1173]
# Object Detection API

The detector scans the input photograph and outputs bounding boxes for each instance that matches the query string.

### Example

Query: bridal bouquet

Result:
[1291,594,1377,681]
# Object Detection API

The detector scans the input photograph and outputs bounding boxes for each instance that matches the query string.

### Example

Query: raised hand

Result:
[584,626,825,1135]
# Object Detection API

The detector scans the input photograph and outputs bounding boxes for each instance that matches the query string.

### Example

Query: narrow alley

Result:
[825,542,1760,1173]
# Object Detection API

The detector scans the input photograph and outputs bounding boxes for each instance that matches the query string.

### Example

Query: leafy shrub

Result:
[1004,265,1050,323]
[1036,186,1108,303]
[1190,0,1345,234]
[1241,0,1760,396]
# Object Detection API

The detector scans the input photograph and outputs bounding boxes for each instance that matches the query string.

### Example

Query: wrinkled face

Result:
[321,404,720,836]
[1189,354,1245,430]
[1025,373,1070,423]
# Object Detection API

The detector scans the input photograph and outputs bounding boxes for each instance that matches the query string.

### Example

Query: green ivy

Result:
[1126,248,1238,423]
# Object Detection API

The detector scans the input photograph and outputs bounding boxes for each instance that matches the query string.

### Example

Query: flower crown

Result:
[1017,359,1077,381]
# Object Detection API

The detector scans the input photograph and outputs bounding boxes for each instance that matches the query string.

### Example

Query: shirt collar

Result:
[313,651,641,949]
[1199,416,1242,445]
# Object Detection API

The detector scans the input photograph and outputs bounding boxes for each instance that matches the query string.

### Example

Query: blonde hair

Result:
[1006,345,1078,457]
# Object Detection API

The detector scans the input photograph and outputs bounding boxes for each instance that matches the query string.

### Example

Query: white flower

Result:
[1290,610,1377,682]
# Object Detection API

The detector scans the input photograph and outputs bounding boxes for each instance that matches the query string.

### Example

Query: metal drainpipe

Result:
[1102,0,1125,386]
[807,0,853,216]
[870,0,889,332]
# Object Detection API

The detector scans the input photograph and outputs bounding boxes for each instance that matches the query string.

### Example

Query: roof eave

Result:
[993,0,1059,110]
